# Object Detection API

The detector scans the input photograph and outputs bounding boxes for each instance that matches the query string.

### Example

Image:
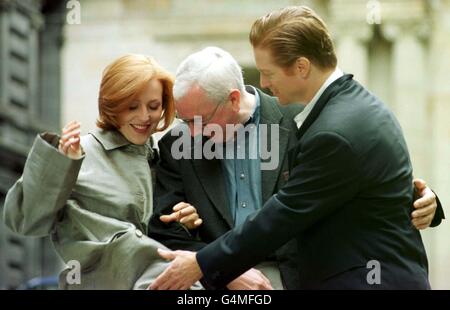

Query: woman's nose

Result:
[138,105,152,121]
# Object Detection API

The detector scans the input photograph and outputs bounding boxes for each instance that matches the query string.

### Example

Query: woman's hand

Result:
[59,121,82,160]
[160,202,203,230]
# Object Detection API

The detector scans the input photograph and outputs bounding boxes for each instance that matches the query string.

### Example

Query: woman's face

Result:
[117,79,163,145]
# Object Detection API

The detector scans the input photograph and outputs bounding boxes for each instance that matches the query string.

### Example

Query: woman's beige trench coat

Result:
[3,128,199,289]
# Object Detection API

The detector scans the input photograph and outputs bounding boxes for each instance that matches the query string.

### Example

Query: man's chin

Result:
[277,97,290,105]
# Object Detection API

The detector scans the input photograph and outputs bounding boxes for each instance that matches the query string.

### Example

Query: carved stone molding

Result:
[381,21,430,42]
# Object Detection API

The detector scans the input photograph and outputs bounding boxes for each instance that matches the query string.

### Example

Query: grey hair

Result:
[173,46,245,105]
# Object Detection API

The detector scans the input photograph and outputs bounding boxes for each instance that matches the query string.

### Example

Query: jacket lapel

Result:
[296,74,353,141]
[289,74,354,170]
[190,138,233,227]
[257,88,290,203]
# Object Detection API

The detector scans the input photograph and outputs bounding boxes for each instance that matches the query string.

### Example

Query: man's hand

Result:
[160,202,203,230]
[412,178,437,230]
[149,249,202,290]
[226,268,273,290]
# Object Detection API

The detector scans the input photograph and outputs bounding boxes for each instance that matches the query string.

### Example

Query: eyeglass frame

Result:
[179,102,223,127]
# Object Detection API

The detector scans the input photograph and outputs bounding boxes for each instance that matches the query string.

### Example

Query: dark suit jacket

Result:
[148,86,303,289]
[197,74,435,289]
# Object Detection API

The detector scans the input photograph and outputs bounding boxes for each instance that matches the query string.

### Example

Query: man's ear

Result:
[229,89,241,112]
[296,57,311,79]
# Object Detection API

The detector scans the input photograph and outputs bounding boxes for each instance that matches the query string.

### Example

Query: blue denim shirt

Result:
[222,87,262,227]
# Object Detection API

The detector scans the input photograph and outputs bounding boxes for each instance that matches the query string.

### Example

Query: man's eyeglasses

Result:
[180,103,222,127]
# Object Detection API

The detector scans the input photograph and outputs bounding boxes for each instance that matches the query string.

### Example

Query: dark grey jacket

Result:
[197,75,436,289]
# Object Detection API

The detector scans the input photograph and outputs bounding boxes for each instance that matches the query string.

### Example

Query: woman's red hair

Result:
[96,54,175,132]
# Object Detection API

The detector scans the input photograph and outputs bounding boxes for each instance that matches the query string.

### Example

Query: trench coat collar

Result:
[90,127,131,151]
[90,127,156,160]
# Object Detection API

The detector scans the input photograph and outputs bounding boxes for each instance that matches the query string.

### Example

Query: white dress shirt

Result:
[294,67,344,129]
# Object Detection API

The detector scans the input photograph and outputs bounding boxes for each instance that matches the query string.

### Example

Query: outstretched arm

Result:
[3,121,84,236]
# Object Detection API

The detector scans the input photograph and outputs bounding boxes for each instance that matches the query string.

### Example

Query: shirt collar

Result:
[244,85,260,125]
[294,67,344,129]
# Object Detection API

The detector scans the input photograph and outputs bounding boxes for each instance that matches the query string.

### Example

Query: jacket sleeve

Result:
[148,134,208,251]
[197,131,361,288]
[3,133,84,237]
[430,191,445,227]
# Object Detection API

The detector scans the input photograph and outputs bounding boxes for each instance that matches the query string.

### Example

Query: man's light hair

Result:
[249,6,337,70]
[173,47,245,105]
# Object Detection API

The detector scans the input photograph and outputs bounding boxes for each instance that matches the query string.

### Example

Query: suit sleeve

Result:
[197,131,361,288]
[3,133,83,237]
[430,191,445,227]
[148,135,208,251]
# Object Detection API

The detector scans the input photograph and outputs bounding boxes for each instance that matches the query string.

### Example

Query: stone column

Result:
[334,27,372,86]
[383,21,429,179]
[427,0,450,290]
[28,6,44,120]
[329,0,374,87]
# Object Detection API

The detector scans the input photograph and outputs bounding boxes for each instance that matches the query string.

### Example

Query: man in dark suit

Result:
[150,6,444,290]
[149,47,302,289]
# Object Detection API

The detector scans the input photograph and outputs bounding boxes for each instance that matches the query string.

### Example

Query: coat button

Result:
[135,229,143,238]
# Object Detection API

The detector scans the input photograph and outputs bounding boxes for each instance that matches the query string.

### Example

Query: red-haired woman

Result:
[3,54,201,289]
